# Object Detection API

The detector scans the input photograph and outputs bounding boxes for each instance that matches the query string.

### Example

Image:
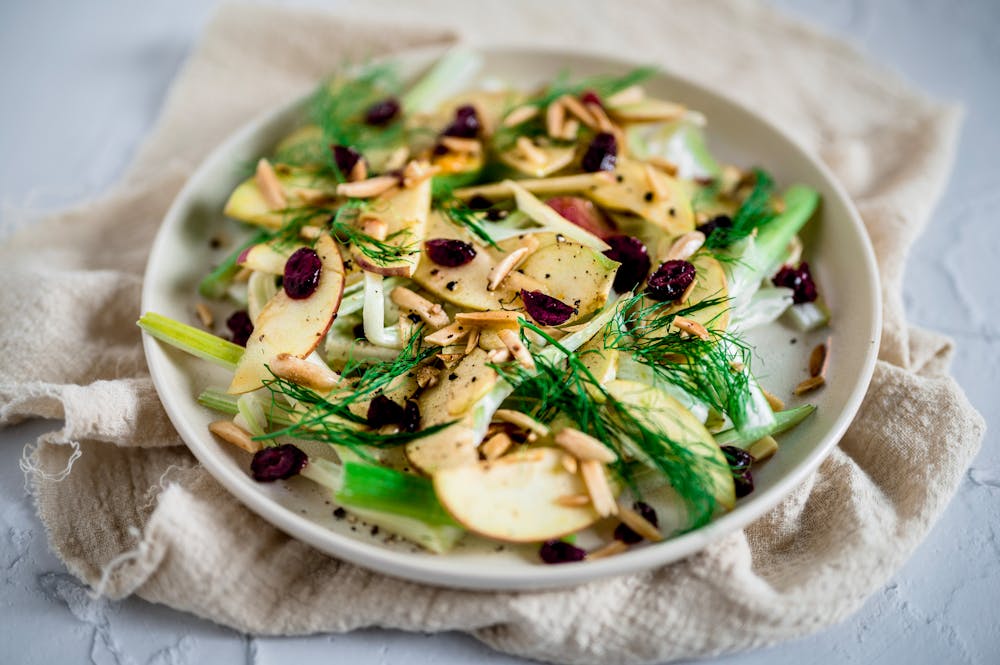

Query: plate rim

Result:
[141,43,882,590]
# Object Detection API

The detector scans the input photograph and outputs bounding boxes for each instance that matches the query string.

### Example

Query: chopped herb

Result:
[704,169,776,249]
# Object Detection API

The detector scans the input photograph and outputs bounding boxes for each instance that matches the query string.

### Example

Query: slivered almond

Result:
[809,337,831,378]
[554,493,590,507]
[456,310,522,328]
[348,158,368,182]
[361,217,388,241]
[605,85,645,107]
[516,136,547,165]
[617,502,664,542]
[794,375,825,395]
[436,352,465,366]
[554,427,617,463]
[487,347,511,363]
[559,94,598,129]
[402,160,439,188]
[336,175,398,198]
[488,236,540,291]
[546,99,566,138]
[208,420,261,454]
[424,321,470,347]
[288,187,333,205]
[665,231,706,262]
[560,118,580,141]
[588,540,629,560]
[439,136,482,155]
[384,146,410,171]
[390,286,450,329]
[586,101,616,133]
[255,158,287,210]
[498,328,535,370]
[561,453,578,475]
[464,328,481,355]
[195,303,213,328]
[673,315,710,340]
[647,156,679,176]
[761,387,785,412]
[271,353,341,391]
[679,277,697,305]
[415,365,440,389]
[502,105,539,127]
[299,225,322,240]
[494,409,550,437]
[643,163,670,201]
[748,435,778,461]
[580,460,617,517]
[481,432,514,461]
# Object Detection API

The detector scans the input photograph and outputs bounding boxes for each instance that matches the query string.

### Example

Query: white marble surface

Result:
[2,1,998,663]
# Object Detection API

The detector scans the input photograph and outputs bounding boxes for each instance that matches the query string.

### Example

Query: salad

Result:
[139,52,831,562]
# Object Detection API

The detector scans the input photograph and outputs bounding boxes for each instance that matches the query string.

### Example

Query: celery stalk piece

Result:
[198,230,270,299]
[138,312,244,369]
[401,49,483,114]
[236,394,268,437]
[507,180,611,251]
[785,298,831,332]
[714,404,816,448]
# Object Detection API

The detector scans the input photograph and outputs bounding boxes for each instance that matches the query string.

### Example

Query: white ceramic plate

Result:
[141,46,881,590]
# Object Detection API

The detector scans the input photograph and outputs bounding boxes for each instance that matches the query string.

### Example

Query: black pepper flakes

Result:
[334,507,347,519]
[446,281,457,291]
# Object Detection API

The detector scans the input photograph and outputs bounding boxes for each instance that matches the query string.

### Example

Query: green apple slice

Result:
[433,448,602,542]
[585,158,694,236]
[228,234,345,394]
[238,241,299,275]
[223,168,338,230]
[353,178,431,277]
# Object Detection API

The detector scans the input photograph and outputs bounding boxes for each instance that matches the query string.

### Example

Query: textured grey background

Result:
[1,1,998,663]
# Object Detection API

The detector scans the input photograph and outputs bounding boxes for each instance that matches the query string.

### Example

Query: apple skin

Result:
[228,234,345,394]
[545,196,617,239]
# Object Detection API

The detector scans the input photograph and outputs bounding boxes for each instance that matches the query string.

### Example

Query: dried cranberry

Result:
[468,195,493,210]
[521,290,576,326]
[367,395,404,427]
[772,262,818,304]
[226,310,253,347]
[425,238,477,267]
[546,196,616,239]
[646,260,696,302]
[539,539,586,564]
[581,132,617,173]
[580,90,603,108]
[722,446,755,498]
[442,104,480,139]
[251,444,307,482]
[331,144,363,177]
[603,235,651,293]
[364,97,400,126]
[283,247,323,299]
[401,400,421,433]
[614,501,659,544]
[696,214,733,238]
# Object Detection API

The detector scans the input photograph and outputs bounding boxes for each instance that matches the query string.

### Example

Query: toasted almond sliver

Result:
[559,94,598,129]
[580,460,618,518]
[255,158,287,210]
[360,217,388,241]
[810,337,832,378]
[643,163,670,201]
[617,503,664,542]
[588,540,629,560]
[554,493,590,507]
[384,146,410,171]
[299,225,322,240]
[761,387,786,412]
[554,427,617,463]
[586,101,616,133]
[488,236,540,291]
[487,347,511,363]
[456,310,522,328]
[673,315,711,341]
[545,99,566,138]
[666,231,706,262]
[348,158,368,182]
[415,365,440,389]
[560,118,580,141]
[494,409,550,437]
[748,435,779,461]
[195,303,213,328]
[437,352,465,366]
[271,353,341,391]
[502,104,539,127]
[402,160,440,188]
[208,420,261,454]
[481,432,514,461]
[439,136,482,155]
[464,328,481,355]
[390,286,450,329]
[336,175,398,199]
[516,136,548,166]
[561,453,578,475]
[424,321,470,347]
[288,186,333,205]
[605,85,645,107]
[678,277,697,304]
[498,328,536,370]
[794,375,826,395]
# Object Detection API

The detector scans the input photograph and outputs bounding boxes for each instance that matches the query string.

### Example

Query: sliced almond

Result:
[487,347,511,363]
[464,327,481,355]
[761,387,786,412]
[559,94,598,129]
[502,105,539,127]
[494,409,550,437]
[208,420,261,454]
[580,460,617,518]
[665,231,706,262]
[515,136,548,166]
[415,365,440,389]
[481,432,514,461]
[794,375,826,395]
[299,225,322,240]
[402,160,439,189]
[545,99,566,138]
[288,187,334,205]
[336,175,399,199]
[348,158,368,183]
[438,136,482,155]
[748,435,778,461]
[588,540,629,560]
[255,158,287,210]
[673,315,711,341]
[617,502,663,542]
[195,303,214,328]
[456,310,522,328]
[270,353,341,391]
[424,321,471,347]
[360,217,388,241]
[436,352,465,366]
[384,146,410,171]
[560,118,580,141]
[498,328,536,370]
[488,236,540,291]
[561,453,578,475]
[605,85,645,107]
[554,427,617,463]
[585,101,616,133]
[554,493,590,507]
[390,286,450,329]
[809,337,831,378]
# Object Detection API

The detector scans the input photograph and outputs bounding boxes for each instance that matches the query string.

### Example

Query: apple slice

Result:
[406,421,480,475]
[665,252,730,332]
[228,234,345,394]
[352,177,431,277]
[545,196,617,239]
[223,168,338,230]
[586,158,694,236]
[434,448,602,542]
[607,98,687,124]
[238,241,299,275]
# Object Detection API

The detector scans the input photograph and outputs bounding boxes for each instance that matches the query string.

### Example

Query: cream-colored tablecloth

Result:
[0,2,984,663]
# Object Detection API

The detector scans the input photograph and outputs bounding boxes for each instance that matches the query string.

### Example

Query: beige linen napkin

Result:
[0,2,985,663]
